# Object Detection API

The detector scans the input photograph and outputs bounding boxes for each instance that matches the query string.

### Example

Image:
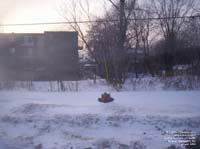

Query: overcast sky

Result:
[0,0,109,33]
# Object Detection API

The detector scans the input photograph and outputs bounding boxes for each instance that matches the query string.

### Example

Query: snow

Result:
[1,76,200,92]
[0,90,200,149]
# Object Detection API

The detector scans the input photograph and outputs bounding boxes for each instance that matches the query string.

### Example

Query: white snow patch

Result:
[0,91,200,148]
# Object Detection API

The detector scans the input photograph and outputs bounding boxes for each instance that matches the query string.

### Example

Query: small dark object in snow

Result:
[98,92,114,103]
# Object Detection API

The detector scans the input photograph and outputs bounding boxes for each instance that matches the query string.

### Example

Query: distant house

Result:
[0,31,79,81]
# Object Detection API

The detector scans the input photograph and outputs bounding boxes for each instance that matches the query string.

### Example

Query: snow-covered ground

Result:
[1,76,200,92]
[0,91,200,149]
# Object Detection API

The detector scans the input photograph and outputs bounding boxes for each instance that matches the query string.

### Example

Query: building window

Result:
[24,35,34,45]
[10,48,15,54]
[23,48,33,57]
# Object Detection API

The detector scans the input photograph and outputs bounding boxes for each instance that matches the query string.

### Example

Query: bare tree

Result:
[149,0,197,73]
[138,7,157,76]
[87,0,137,87]
[87,15,120,83]
[178,16,200,76]
[60,0,96,62]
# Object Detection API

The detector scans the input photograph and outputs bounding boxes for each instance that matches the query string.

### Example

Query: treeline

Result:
[63,0,200,86]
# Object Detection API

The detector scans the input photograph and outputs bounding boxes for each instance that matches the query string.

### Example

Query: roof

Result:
[0,31,77,36]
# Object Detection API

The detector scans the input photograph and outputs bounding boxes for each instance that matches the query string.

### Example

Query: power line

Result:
[0,15,200,27]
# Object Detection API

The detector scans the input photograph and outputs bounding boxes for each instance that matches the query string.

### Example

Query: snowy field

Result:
[0,90,200,149]
[1,76,200,92]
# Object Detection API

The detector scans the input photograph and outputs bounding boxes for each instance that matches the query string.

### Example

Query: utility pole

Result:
[118,0,126,84]
[119,0,125,52]
[108,0,126,84]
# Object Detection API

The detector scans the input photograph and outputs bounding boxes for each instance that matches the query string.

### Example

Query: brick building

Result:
[0,31,79,81]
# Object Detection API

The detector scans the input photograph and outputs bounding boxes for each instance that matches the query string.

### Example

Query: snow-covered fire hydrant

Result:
[98,92,114,103]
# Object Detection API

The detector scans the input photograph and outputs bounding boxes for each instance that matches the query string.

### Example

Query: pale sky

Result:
[0,0,110,33]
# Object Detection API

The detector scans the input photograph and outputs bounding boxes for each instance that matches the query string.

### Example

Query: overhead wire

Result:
[0,15,200,26]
